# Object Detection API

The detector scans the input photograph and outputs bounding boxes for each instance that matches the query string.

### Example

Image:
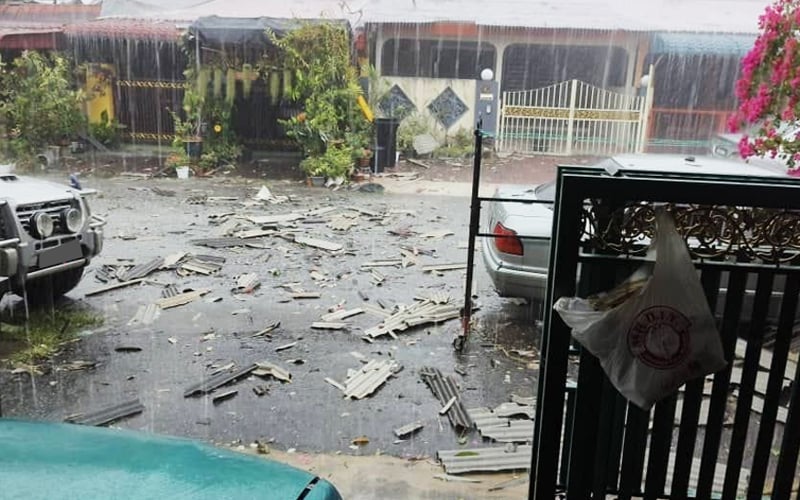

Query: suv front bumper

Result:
[0,214,104,281]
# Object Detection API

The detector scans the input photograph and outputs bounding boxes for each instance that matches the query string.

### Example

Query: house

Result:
[360,0,767,155]
[58,0,768,155]
[64,1,357,150]
[64,17,186,145]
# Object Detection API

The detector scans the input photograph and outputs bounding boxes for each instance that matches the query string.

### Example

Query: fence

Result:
[531,166,800,499]
[647,108,733,154]
[497,78,653,156]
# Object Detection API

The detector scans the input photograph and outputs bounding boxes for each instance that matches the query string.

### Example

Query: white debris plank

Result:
[311,322,347,330]
[234,273,260,293]
[254,361,292,382]
[85,278,146,297]
[161,252,187,268]
[394,422,424,438]
[363,304,391,319]
[247,213,304,225]
[437,445,532,474]
[493,402,536,419]
[306,206,338,217]
[420,230,454,239]
[342,360,398,399]
[321,308,364,322]
[294,236,343,252]
[237,228,278,239]
[275,342,297,352]
[360,260,402,268]
[127,303,161,326]
[422,263,467,273]
[440,396,457,415]
[324,377,346,392]
[156,289,210,309]
[467,407,510,431]
[479,421,535,443]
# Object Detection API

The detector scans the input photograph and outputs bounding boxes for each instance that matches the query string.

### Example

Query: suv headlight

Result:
[62,207,83,233]
[31,212,54,239]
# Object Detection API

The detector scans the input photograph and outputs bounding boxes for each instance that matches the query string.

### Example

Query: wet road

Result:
[0,175,541,457]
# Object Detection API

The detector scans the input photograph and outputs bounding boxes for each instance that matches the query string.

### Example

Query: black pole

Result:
[456,121,483,351]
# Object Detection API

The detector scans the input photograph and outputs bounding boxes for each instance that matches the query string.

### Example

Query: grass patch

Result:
[1,307,103,365]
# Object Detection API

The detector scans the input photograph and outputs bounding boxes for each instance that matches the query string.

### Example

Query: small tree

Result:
[0,51,86,161]
[730,0,800,168]
[270,21,371,178]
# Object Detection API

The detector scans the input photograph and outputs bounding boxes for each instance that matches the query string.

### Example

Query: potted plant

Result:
[165,151,192,179]
[170,87,204,160]
[355,147,373,169]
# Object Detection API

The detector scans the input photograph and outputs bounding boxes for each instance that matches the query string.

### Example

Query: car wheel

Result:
[18,266,85,305]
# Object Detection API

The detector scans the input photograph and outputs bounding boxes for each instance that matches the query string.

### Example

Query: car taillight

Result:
[493,222,524,255]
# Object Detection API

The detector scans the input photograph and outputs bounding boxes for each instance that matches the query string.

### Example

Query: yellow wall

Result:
[85,64,115,124]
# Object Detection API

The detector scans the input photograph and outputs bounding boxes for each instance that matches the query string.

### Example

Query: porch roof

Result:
[0,3,101,24]
[0,2,101,49]
[188,16,348,48]
[0,28,63,50]
[64,19,186,41]
[652,32,757,56]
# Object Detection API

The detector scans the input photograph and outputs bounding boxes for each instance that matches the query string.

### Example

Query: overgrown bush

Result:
[299,144,354,178]
[89,110,123,149]
[0,51,86,162]
[270,22,371,176]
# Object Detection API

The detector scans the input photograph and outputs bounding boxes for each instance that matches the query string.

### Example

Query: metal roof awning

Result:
[0,27,63,49]
[64,19,185,41]
[188,16,349,48]
[651,32,756,56]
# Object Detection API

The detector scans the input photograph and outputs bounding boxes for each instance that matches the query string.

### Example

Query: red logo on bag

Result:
[628,306,691,369]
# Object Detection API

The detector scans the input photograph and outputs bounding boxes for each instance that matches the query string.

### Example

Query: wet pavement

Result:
[0,173,542,459]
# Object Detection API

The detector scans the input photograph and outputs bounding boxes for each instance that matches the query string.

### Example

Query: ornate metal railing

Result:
[579,203,800,264]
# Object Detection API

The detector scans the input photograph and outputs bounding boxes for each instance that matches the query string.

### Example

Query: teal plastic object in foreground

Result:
[0,419,342,500]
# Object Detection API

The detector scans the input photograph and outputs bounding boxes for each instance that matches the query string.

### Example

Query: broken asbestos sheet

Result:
[364,298,460,339]
[420,367,472,429]
[326,359,401,400]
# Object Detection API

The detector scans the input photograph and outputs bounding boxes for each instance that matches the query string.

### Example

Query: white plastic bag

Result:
[554,209,726,409]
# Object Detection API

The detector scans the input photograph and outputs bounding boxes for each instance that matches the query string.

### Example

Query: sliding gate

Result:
[531,167,800,498]
[497,76,654,156]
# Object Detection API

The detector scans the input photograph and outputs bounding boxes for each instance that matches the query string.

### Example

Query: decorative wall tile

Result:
[378,84,415,119]
[428,87,468,129]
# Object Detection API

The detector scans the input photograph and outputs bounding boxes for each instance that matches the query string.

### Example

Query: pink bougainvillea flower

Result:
[733,0,800,169]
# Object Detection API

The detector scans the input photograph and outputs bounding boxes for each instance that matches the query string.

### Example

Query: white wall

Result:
[385,76,478,137]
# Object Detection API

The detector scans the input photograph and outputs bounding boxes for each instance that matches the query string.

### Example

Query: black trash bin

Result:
[374,117,400,173]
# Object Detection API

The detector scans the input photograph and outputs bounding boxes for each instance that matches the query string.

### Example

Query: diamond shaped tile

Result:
[378,84,415,119]
[427,87,468,129]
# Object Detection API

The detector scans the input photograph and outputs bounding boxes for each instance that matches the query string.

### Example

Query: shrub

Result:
[0,52,86,160]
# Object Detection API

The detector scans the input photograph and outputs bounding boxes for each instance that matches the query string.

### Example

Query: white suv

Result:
[0,174,104,303]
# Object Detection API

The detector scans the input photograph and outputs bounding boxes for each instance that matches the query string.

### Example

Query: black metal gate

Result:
[115,79,184,144]
[531,167,800,498]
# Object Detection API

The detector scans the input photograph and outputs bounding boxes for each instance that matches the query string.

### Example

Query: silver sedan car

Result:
[481,154,785,303]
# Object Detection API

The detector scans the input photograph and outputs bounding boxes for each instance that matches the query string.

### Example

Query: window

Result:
[501,44,629,91]
[381,38,496,79]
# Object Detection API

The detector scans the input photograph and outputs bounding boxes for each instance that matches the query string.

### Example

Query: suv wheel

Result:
[18,266,85,305]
